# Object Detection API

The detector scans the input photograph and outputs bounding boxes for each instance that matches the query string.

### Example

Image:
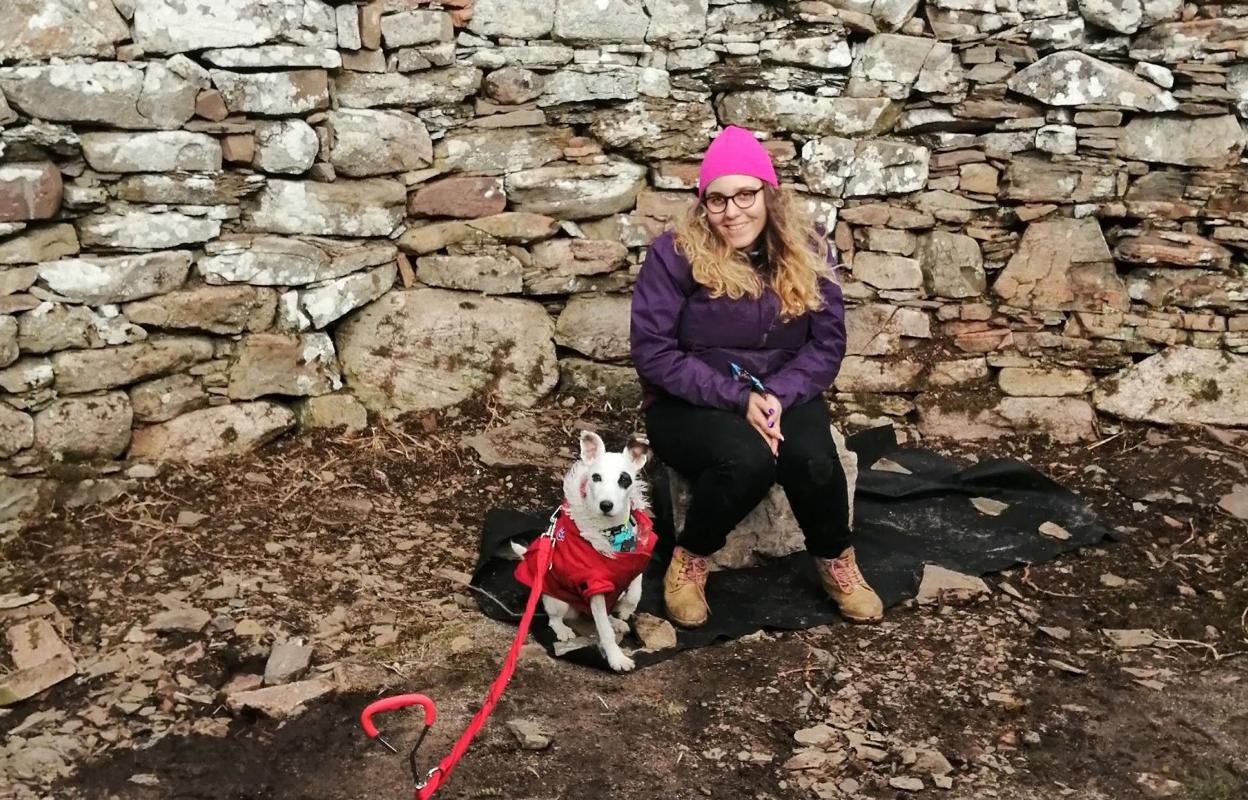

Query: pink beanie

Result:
[698,125,779,196]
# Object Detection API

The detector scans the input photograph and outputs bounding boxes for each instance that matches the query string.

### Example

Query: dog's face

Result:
[565,431,649,529]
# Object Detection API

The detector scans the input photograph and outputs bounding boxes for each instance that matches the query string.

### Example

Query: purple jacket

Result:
[630,230,847,413]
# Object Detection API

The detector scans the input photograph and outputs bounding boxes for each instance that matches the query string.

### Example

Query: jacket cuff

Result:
[731,383,752,415]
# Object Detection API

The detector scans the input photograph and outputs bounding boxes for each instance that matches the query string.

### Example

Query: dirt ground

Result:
[2,397,1246,800]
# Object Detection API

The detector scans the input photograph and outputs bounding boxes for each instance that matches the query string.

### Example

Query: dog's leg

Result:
[541,595,577,642]
[610,574,644,637]
[589,594,635,672]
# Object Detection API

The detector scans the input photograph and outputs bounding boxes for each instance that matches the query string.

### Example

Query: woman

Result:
[630,125,883,628]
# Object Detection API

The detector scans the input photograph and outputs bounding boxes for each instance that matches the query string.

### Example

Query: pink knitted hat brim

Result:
[698,125,779,196]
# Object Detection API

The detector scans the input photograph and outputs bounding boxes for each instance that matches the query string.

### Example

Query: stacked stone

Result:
[798,0,1248,442]
[1,0,1246,494]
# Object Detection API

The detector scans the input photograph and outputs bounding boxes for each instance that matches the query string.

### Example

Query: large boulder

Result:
[1094,347,1248,427]
[668,426,858,569]
[335,289,558,415]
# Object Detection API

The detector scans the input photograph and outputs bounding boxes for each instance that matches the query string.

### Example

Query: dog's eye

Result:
[618,473,632,489]
[590,473,601,482]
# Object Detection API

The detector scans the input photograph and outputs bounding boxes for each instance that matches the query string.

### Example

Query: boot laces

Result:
[680,550,709,583]
[824,554,866,593]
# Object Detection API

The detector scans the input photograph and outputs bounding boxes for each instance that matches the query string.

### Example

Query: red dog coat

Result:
[514,502,657,613]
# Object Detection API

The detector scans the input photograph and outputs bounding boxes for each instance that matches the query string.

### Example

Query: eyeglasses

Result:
[702,187,761,214]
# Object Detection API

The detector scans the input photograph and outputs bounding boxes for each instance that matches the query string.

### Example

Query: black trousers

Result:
[644,396,852,559]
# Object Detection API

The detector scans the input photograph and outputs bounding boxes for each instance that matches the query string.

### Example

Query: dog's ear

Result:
[626,434,649,470]
[579,430,605,463]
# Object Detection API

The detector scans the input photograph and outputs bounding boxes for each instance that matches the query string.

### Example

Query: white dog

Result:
[513,431,654,672]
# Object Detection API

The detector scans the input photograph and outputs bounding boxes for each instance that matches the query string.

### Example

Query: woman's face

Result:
[703,174,768,251]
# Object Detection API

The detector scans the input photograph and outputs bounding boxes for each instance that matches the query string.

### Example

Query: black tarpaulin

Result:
[471,426,1115,672]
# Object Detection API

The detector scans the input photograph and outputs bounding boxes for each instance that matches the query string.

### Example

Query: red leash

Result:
[360,520,556,799]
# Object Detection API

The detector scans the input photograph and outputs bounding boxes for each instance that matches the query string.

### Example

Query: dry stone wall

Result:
[2,0,1248,505]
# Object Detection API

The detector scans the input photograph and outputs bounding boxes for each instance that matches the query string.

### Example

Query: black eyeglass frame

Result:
[701,187,762,214]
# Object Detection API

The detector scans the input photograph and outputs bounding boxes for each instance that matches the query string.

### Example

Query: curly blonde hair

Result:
[672,185,833,320]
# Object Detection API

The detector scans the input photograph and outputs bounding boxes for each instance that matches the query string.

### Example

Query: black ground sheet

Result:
[471,426,1115,671]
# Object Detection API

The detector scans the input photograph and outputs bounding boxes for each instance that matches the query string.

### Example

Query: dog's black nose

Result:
[599,500,614,514]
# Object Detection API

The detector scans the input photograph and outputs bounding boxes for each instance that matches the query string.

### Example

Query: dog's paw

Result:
[550,623,577,642]
[610,617,631,637]
[605,650,635,672]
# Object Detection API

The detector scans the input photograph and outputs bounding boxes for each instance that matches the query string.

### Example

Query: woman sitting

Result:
[629,125,884,628]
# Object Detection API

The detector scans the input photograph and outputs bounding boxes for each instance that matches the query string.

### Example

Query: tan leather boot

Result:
[664,546,710,628]
[816,547,883,624]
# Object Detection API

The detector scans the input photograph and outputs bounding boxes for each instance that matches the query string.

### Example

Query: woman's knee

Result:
[712,440,776,492]
[779,443,842,486]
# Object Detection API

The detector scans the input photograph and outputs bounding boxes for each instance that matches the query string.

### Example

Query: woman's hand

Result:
[746,393,783,456]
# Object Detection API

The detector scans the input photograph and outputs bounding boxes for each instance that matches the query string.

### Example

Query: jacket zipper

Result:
[759,288,778,348]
